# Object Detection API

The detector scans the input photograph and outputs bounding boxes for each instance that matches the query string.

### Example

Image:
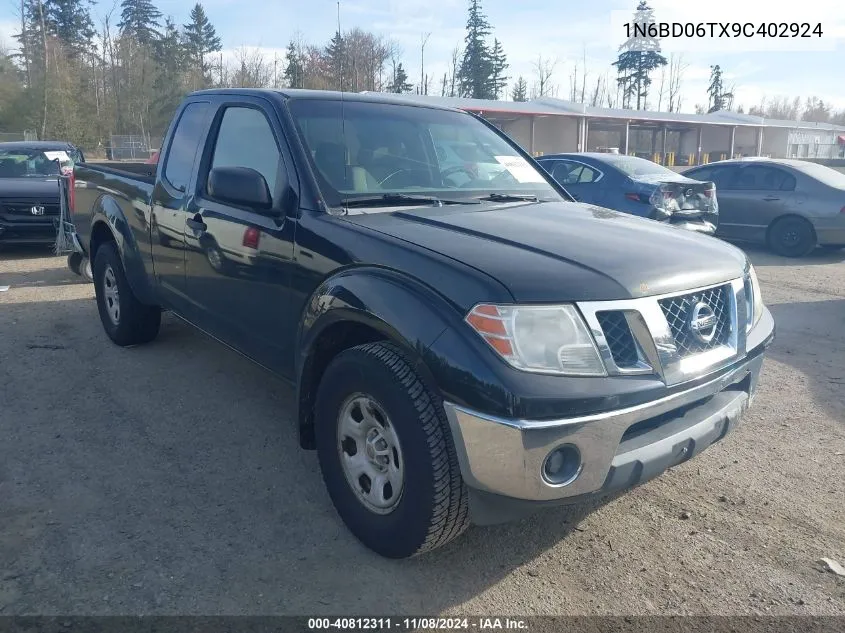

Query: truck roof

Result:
[188,88,462,112]
[0,140,79,150]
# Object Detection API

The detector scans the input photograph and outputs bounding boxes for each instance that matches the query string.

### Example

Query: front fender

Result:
[294,266,464,446]
[297,266,459,377]
[91,195,156,305]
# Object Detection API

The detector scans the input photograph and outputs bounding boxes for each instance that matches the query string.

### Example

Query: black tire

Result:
[67,252,83,276]
[203,239,230,274]
[315,341,469,558]
[767,216,816,258]
[93,241,161,346]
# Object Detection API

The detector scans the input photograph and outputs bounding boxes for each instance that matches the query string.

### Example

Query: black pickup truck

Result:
[63,89,775,558]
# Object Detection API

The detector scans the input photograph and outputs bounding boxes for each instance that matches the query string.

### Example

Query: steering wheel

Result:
[440,165,477,185]
[378,168,416,187]
[489,169,519,187]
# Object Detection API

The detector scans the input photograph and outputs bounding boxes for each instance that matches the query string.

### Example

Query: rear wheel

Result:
[314,342,469,558]
[767,216,816,258]
[93,242,161,346]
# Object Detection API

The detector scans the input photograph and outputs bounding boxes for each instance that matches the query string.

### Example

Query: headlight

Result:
[465,304,606,376]
[745,263,764,330]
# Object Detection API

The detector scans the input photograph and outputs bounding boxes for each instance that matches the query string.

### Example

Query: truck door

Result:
[149,101,212,310]
[183,99,298,377]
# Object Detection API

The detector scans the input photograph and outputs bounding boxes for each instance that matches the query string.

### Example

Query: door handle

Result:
[186,215,206,232]
[762,196,780,202]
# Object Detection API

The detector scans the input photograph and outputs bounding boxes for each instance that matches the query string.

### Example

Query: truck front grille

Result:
[659,284,732,356]
[596,311,640,368]
[0,199,60,217]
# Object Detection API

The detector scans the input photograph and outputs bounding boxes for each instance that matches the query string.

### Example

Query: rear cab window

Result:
[163,102,212,192]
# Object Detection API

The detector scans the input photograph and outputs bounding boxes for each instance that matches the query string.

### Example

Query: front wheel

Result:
[767,216,816,258]
[315,342,469,558]
[93,242,161,346]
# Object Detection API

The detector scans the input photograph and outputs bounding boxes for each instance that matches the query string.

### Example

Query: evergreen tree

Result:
[44,0,96,57]
[118,0,163,46]
[488,38,508,99]
[388,62,413,93]
[325,31,345,90]
[706,65,733,113]
[511,76,527,102]
[283,40,304,88]
[457,0,494,99]
[182,3,221,85]
[152,17,186,128]
[612,1,667,109]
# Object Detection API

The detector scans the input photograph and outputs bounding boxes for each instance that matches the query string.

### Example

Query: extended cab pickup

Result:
[64,89,775,558]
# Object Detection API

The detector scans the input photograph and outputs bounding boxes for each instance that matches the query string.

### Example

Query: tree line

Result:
[0,0,842,152]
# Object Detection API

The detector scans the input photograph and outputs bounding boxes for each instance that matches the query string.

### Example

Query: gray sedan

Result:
[685,158,845,257]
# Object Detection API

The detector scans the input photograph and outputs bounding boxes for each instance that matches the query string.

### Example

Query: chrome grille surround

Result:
[578,278,747,386]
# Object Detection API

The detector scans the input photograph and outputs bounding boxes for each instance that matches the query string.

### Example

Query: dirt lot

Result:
[1,243,843,616]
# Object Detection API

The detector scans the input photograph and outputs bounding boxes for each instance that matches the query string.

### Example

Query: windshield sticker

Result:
[43,151,71,163]
[493,156,546,183]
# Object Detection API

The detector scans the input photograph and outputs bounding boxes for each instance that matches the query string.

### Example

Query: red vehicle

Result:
[146,149,159,164]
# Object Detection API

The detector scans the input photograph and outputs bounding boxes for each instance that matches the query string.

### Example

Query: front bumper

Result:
[442,307,774,513]
[0,219,58,244]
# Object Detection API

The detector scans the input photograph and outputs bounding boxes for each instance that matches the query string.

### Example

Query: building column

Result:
[579,116,587,152]
[584,119,590,152]
[576,117,581,152]
[729,126,736,159]
[623,121,630,155]
[529,116,535,155]
[756,127,763,156]
[697,126,703,164]
[661,126,667,163]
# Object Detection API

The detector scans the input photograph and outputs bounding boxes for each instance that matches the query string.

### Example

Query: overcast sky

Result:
[2,0,844,112]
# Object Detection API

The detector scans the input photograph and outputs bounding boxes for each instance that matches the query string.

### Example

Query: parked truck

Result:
[62,89,775,558]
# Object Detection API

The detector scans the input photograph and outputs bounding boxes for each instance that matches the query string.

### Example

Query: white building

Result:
[367,93,845,164]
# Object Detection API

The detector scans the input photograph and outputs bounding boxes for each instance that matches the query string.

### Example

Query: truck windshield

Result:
[0,148,67,178]
[286,98,562,208]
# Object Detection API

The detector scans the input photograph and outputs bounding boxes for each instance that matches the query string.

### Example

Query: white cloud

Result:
[0,19,19,51]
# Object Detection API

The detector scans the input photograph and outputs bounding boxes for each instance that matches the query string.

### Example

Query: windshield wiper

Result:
[476,193,539,203]
[341,193,479,208]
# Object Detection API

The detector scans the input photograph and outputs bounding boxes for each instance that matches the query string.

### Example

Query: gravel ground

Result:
[1,243,843,616]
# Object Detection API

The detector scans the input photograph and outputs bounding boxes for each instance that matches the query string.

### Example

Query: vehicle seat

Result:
[314,142,350,190]
[313,142,379,192]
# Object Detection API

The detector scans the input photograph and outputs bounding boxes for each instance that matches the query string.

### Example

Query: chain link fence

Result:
[107,134,153,160]
[0,130,39,142]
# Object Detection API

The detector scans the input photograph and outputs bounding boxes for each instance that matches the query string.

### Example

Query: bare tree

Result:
[667,53,687,113]
[418,32,430,95]
[656,64,666,111]
[226,47,273,88]
[447,45,461,97]
[589,74,606,107]
[531,55,558,99]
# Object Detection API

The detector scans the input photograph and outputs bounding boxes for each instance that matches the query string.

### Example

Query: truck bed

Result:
[71,163,156,255]
[82,161,157,184]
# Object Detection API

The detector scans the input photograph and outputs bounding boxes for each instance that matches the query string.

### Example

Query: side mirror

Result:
[208,166,273,211]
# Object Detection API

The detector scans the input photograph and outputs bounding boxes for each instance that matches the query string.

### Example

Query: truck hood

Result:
[0,177,60,199]
[345,201,747,302]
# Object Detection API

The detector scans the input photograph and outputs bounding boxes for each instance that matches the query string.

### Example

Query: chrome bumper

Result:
[443,308,773,502]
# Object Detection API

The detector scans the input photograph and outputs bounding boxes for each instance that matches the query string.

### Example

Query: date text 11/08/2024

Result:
[625,21,823,39]
[307,618,529,630]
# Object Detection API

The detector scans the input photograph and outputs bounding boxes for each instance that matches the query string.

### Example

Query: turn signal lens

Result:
[465,304,606,376]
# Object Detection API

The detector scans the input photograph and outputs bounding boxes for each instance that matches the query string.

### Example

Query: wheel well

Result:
[767,214,817,244]
[297,321,388,449]
[89,221,116,265]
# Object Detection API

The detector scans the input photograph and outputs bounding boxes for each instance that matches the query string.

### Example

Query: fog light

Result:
[542,444,582,486]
